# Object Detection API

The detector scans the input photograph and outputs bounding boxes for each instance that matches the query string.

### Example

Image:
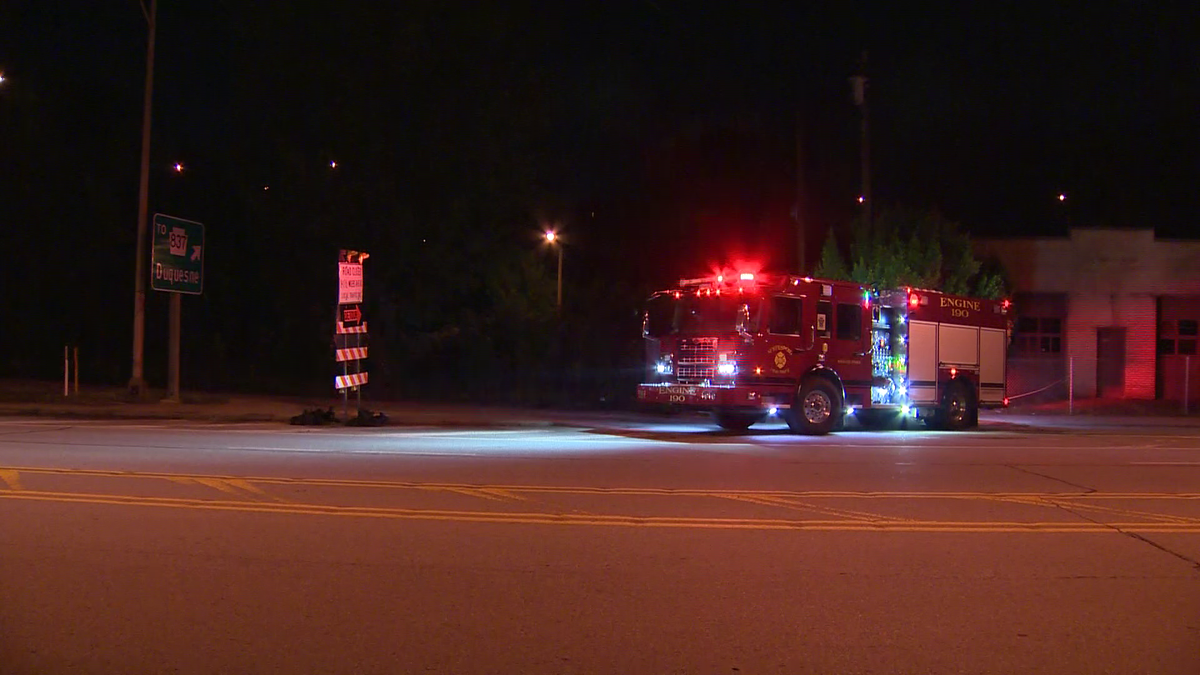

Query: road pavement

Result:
[1,415,1198,674]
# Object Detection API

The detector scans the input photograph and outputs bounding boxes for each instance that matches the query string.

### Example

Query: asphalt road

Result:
[1,415,1198,674]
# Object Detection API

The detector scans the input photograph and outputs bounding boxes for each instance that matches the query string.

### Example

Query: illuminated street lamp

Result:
[174,162,183,173]
[1058,193,1066,202]
[0,73,6,85]
[544,230,562,310]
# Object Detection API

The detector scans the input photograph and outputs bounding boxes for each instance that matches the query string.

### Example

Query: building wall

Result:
[978,229,1200,401]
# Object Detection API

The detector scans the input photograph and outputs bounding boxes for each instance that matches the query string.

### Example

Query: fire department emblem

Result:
[767,344,792,372]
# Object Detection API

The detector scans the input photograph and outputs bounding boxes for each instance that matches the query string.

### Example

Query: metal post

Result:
[342,360,349,423]
[73,346,79,395]
[166,293,180,402]
[1185,355,1191,415]
[63,346,69,398]
[556,244,563,310]
[1068,356,1074,415]
[129,0,157,398]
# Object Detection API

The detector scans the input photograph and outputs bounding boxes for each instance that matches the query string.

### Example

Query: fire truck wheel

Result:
[787,378,842,435]
[713,410,764,431]
[940,381,975,431]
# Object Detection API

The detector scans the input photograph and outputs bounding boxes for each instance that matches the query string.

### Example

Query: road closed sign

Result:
[338,262,363,304]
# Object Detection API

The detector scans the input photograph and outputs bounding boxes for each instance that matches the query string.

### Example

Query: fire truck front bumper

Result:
[636,383,785,410]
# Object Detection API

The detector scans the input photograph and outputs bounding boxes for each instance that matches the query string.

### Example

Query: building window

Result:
[1159,318,1199,356]
[1013,316,1063,355]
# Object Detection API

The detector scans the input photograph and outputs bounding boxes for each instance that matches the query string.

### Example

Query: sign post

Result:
[151,213,204,402]
[335,250,369,421]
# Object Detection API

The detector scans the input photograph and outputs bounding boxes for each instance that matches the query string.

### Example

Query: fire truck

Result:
[636,271,1010,434]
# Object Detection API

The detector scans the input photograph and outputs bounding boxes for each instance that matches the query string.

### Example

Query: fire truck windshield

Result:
[675,295,750,335]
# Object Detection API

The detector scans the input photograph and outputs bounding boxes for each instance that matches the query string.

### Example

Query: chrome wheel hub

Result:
[803,391,832,424]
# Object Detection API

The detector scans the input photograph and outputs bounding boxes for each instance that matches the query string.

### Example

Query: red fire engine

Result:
[636,271,1010,434]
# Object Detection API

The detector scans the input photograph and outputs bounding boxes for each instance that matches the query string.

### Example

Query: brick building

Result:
[978,228,1200,402]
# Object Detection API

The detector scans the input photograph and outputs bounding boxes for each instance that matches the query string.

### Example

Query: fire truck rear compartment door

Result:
[938,324,980,367]
[908,321,938,403]
[979,327,1007,404]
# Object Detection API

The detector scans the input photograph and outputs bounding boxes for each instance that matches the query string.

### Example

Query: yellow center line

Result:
[5,465,1200,501]
[717,493,912,523]
[5,488,1200,533]
[4,465,1200,528]
[0,469,22,491]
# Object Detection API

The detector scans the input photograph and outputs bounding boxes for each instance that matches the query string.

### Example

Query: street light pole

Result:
[851,51,870,225]
[544,230,563,311]
[129,0,157,397]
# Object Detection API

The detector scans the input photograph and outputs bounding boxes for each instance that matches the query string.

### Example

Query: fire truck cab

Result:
[637,271,1009,434]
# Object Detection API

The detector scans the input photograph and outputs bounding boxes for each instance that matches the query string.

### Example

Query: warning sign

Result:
[338,263,363,305]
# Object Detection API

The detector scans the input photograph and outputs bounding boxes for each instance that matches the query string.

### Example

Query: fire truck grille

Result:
[676,337,718,383]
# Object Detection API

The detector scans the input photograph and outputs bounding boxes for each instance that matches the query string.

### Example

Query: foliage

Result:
[818,209,1008,298]
[814,228,850,280]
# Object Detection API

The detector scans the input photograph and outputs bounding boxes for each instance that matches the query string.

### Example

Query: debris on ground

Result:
[289,407,338,425]
[345,408,389,427]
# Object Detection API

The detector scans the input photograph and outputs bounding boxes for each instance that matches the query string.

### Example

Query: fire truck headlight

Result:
[717,362,736,376]
[768,406,778,416]
[901,404,912,417]
[655,357,673,375]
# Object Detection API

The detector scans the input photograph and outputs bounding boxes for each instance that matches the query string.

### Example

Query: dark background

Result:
[1,2,1196,404]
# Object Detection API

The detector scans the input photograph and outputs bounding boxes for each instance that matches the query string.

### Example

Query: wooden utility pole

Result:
[129,0,157,398]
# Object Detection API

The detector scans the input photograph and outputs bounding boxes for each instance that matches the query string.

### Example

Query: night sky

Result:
[1,2,1197,392]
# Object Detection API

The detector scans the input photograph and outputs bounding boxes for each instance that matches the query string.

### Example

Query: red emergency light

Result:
[908,293,920,308]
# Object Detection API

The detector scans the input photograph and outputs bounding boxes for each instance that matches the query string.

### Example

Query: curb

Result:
[0,406,563,429]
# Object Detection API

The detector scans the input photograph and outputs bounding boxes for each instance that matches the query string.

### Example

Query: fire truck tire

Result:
[787,378,842,435]
[937,381,975,431]
[713,410,764,431]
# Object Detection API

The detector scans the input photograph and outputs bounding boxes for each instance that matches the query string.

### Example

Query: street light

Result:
[544,230,562,310]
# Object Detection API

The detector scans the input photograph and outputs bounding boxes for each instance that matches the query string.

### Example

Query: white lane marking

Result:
[1128,461,1200,466]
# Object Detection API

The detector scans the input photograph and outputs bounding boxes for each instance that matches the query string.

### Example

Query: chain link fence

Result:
[1007,355,1196,414]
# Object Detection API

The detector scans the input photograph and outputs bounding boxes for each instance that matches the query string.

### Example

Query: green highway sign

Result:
[151,213,204,294]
